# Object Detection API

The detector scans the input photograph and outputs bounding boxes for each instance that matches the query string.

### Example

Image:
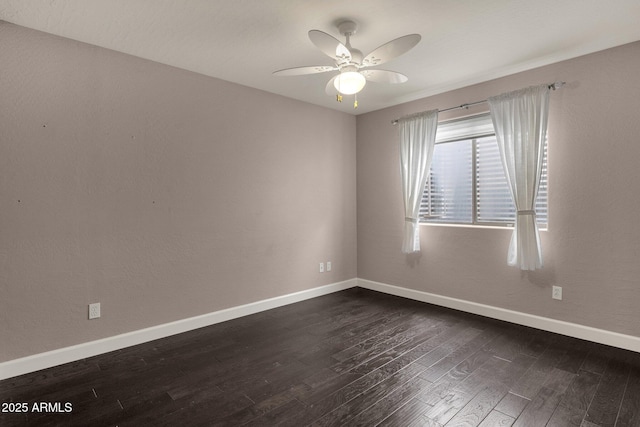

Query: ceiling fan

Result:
[273,20,421,108]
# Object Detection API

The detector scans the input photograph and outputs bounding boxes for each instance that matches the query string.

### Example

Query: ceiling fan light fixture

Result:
[334,71,366,95]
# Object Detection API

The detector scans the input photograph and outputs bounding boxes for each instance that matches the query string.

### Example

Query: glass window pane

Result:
[423,140,473,223]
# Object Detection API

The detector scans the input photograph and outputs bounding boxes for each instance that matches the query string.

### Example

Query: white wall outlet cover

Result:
[327,261,332,272]
[89,303,101,319]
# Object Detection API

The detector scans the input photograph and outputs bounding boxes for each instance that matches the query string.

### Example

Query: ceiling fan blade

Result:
[361,69,408,84]
[273,65,337,76]
[362,34,421,67]
[309,30,351,62]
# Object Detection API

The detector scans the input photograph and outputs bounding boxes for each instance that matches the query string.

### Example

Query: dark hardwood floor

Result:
[2,287,640,426]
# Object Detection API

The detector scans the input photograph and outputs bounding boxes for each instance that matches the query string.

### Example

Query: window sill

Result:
[420,222,548,232]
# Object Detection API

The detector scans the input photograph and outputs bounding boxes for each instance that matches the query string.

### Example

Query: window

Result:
[420,114,547,227]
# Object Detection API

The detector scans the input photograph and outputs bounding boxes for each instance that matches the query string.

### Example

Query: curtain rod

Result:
[391,81,565,125]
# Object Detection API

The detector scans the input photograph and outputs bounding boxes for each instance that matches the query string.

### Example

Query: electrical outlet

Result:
[89,303,101,319]
[326,261,332,272]
[552,286,562,300]
[319,262,324,273]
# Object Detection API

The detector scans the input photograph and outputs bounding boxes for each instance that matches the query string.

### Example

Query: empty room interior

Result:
[2,1,640,426]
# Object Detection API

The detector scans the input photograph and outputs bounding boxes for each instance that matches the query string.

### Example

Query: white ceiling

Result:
[2,0,640,115]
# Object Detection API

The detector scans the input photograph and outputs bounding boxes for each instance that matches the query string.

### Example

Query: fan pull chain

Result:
[336,94,343,102]
[354,93,358,109]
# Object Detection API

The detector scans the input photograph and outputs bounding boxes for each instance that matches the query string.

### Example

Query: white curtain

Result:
[399,110,438,253]
[488,85,550,270]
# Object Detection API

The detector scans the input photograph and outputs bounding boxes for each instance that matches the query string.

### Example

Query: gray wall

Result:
[357,41,640,337]
[3,20,640,365]
[0,22,357,362]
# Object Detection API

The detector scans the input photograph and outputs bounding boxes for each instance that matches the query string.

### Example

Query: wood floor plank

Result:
[309,362,426,426]
[1,359,103,403]
[297,370,362,401]
[310,305,410,351]
[508,346,567,399]
[377,396,433,427]
[512,386,565,427]
[409,322,475,368]
[0,411,27,427]
[93,362,184,408]
[478,409,515,427]
[445,384,508,427]
[494,392,530,419]
[584,357,631,427]
[348,322,461,376]
[615,364,640,427]
[299,306,405,356]
[331,317,441,373]
[241,398,308,427]
[554,338,591,374]
[23,389,118,427]
[546,404,586,427]
[219,358,310,400]
[543,368,577,393]
[296,357,425,422]
[94,391,175,427]
[214,387,300,426]
[408,414,444,427]
[560,369,602,411]
[330,322,411,363]
[454,353,535,397]
[519,329,552,358]
[481,326,536,362]
[419,328,495,381]
[418,349,495,408]
[420,387,474,425]
[347,376,431,427]
[330,312,429,361]
[581,344,613,375]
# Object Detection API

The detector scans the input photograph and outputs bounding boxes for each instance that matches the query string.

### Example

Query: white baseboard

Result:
[0,279,358,381]
[358,278,640,353]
